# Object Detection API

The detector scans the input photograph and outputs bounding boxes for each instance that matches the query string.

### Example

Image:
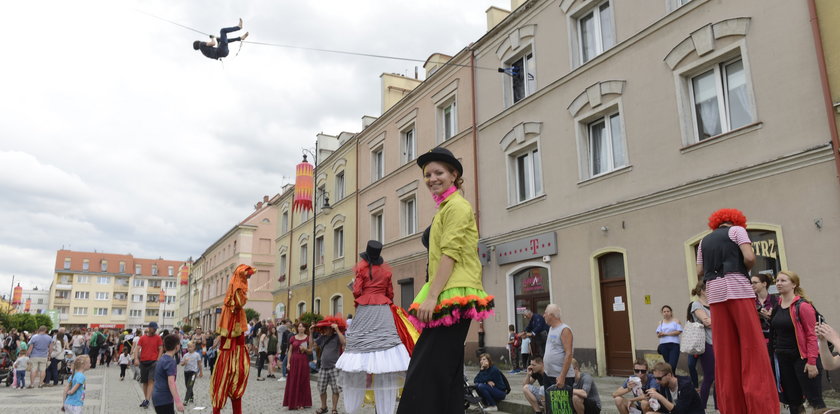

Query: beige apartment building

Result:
[49,250,183,330]
[273,132,358,321]
[180,255,203,329]
[196,196,278,333]
[468,0,840,376]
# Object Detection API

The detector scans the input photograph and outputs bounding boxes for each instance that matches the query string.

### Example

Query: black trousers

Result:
[775,350,826,410]
[184,371,196,402]
[88,347,100,368]
[154,403,175,414]
[45,357,60,385]
[397,319,471,414]
[257,351,268,377]
[120,364,128,378]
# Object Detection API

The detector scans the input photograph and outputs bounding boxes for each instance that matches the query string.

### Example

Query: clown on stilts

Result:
[210,264,255,414]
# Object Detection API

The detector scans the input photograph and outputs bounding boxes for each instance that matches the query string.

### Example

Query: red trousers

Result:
[711,298,779,413]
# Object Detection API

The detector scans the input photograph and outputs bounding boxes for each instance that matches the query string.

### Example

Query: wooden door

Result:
[601,281,632,375]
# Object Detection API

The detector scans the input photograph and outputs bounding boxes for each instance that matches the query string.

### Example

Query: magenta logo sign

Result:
[496,232,557,265]
[522,269,544,292]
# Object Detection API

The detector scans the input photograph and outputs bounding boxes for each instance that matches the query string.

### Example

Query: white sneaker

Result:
[484,406,498,412]
[279,377,286,381]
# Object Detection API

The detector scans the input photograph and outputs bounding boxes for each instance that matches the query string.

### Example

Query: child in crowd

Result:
[507,324,521,373]
[152,334,185,413]
[118,348,131,381]
[63,355,90,413]
[13,352,30,389]
[180,342,203,405]
[520,334,532,370]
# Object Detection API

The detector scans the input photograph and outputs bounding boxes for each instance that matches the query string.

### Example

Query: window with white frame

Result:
[279,254,287,276]
[371,211,384,243]
[438,98,457,141]
[401,125,416,164]
[372,147,384,181]
[63,258,71,269]
[77,275,89,283]
[301,209,310,222]
[98,276,109,284]
[577,1,615,64]
[331,295,343,316]
[82,259,90,271]
[133,279,145,287]
[152,264,158,276]
[281,211,289,233]
[95,292,109,300]
[150,280,161,288]
[74,291,89,299]
[56,306,68,315]
[93,307,108,316]
[585,112,627,177]
[315,298,321,314]
[112,307,126,315]
[135,264,142,274]
[132,294,144,302]
[315,236,324,266]
[689,57,753,142]
[166,295,176,304]
[129,309,143,317]
[101,260,108,272]
[73,307,88,315]
[147,294,159,303]
[146,309,159,317]
[334,227,344,258]
[163,310,175,318]
[335,172,345,201]
[119,261,126,273]
[114,292,127,301]
[168,266,174,276]
[300,244,308,269]
[316,185,326,214]
[400,197,417,236]
[297,301,306,315]
[511,145,544,203]
[508,50,537,104]
[165,281,176,288]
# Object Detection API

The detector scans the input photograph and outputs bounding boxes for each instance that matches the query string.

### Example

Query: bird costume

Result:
[210,264,254,414]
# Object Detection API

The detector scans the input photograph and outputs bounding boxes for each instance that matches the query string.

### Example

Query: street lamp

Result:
[301,143,333,313]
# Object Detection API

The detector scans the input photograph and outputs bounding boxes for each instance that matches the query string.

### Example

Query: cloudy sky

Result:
[0,0,510,295]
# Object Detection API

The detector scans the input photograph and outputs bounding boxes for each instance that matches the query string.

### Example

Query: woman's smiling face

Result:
[423,161,456,196]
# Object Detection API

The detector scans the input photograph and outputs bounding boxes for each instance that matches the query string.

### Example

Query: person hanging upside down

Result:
[193,18,249,60]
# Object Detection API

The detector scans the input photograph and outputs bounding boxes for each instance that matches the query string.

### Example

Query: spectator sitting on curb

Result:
[523,357,545,414]
[612,359,656,414]
[644,362,703,414]
[571,358,602,414]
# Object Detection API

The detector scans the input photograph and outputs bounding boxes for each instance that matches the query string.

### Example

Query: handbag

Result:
[545,384,574,414]
[679,303,706,354]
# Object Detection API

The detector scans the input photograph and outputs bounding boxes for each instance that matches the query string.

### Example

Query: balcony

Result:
[53,297,70,306]
[112,298,127,306]
[59,314,69,321]
[55,284,73,290]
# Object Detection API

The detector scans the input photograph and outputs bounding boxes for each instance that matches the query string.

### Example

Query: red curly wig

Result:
[707,208,747,229]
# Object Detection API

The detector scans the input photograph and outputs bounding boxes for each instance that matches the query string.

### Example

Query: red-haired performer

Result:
[210,264,255,414]
[696,209,778,413]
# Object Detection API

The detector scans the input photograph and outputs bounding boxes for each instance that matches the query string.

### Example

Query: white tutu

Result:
[335,343,410,374]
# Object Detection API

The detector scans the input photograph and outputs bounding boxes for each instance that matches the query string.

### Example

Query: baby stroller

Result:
[0,350,12,387]
[58,350,76,384]
[464,372,511,413]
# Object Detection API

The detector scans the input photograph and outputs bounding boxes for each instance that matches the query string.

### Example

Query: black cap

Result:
[416,147,463,177]
[359,240,383,265]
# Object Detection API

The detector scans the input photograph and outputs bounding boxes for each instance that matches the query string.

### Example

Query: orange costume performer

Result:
[210,264,255,414]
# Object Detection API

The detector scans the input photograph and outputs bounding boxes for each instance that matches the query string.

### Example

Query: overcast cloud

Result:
[1,0,509,294]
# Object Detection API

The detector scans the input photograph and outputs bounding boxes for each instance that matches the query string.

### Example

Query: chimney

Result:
[422,53,453,79]
[486,6,511,31]
[380,73,421,113]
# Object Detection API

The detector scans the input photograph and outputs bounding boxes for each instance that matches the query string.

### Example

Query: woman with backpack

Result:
[771,270,828,414]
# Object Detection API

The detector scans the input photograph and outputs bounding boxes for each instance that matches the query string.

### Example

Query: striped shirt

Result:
[697,226,755,304]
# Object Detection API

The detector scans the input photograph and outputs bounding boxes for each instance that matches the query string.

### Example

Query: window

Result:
[147,294,159,303]
[168,266,174,276]
[135,264,142,274]
[93,307,108,316]
[508,51,537,104]
[399,279,415,310]
[149,280,161,288]
[297,301,306,315]
[371,211,384,243]
[281,211,289,233]
[98,276,110,284]
[101,260,108,272]
[372,147,384,181]
[689,58,753,141]
[55,290,70,299]
[333,228,344,258]
[132,294,144,302]
[279,254,287,276]
[577,1,615,64]
[56,306,69,315]
[512,146,543,203]
[119,261,126,273]
[63,258,71,270]
[598,252,626,280]
[315,298,321,314]
[316,185,327,215]
[165,281,176,288]
[74,291,89,299]
[163,310,175,318]
[76,275,89,283]
[133,279,145,287]
[37,298,43,304]
[401,125,416,164]
[82,259,90,271]
[315,236,324,266]
[130,309,143,317]
[300,244,308,269]
[166,296,176,304]
[439,98,457,141]
[331,295,343,316]
[586,112,626,176]
[151,264,158,276]
[59,275,72,284]
[95,292,109,300]
[301,209,310,222]
[146,309,159,317]
[114,292,127,300]
[112,307,125,315]
[400,197,417,236]
[73,307,88,315]
[335,172,345,201]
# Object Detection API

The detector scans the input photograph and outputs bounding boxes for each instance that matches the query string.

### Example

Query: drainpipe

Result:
[807,0,840,183]
[470,45,481,231]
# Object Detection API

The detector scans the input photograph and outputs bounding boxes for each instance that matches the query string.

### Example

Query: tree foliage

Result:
[244,308,260,322]
[300,312,323,327]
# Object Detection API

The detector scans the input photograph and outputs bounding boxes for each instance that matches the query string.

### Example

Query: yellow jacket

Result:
[429,191,483,291]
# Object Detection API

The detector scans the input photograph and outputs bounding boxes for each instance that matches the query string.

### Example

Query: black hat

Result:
[359,240,383,265]
[416,147,463,178]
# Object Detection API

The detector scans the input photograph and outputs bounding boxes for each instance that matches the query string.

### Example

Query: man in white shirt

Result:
[542,304,575,389]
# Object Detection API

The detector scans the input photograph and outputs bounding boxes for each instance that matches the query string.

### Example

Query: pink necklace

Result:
[432,186,458,208]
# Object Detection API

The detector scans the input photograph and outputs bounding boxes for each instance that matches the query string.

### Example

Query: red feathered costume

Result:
[210,264,254,414]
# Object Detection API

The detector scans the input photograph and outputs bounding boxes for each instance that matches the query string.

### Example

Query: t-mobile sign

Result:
[496,232,557,265]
